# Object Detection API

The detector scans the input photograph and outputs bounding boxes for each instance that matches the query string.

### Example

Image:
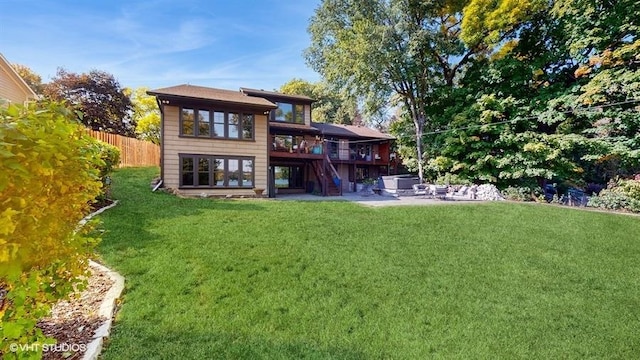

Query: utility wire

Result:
[321,98,639,143]
[423,98,640,136]
[323,138,393,144]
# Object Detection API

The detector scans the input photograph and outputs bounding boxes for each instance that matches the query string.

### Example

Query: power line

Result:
[423,98,640,136]
[320,98,639,142]
[323,137,393,144]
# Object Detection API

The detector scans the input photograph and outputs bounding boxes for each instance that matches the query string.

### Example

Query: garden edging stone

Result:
[76,200,125,360]
[81,260,124,360]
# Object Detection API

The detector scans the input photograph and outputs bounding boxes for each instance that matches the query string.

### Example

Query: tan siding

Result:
[162,106,269,196]
[0,62,34,104]
[338,164,352,192]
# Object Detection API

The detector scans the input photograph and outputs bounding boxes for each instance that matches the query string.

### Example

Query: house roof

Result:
[311,122,395,140]
[148,84,277,110]
[240,87,315,103]
[0,53,38,103]
[270,122,321,133]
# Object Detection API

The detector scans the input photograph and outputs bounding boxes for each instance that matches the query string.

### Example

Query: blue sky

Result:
[0,0,321,91]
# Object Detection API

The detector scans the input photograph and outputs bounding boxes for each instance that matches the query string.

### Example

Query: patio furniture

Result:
[453,185,468,198]
[468,185,478,199]
[430,185,448,199]
[413,183,429,197]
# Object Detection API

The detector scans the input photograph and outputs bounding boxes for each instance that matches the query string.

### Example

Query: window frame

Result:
[270,102,305,124]
[274,165,305,189]
[179,154,256,189]
[180,107,255,141]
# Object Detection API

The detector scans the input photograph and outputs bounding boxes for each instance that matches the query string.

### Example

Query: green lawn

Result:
[98,167,640,359]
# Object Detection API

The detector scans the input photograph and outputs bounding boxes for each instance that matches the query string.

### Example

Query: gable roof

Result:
[148,84,277,110]
[240,87,315,103]
[312,122,395,140]
[0,53,38,103]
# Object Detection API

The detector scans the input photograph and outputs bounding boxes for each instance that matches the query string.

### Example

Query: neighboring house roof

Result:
[240,87,315,103]
[312,122,395,140]
[0,53,38,104]
[148,84,277,110]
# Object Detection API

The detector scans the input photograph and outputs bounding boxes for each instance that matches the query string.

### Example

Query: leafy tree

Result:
[424,0,639,187]
[44,68,135,137]
[279,78,316,98]
[305,0,540,181]
[129,87,161,144]
[279,78,357,124]
[10,63,44,94]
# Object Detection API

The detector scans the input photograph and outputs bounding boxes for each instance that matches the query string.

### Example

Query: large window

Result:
[355,166,370,182]
[271,102,304,124]
[181,107,254,140]
[350,143,372,161]
[182,108,195,135]
[180,154,255,188]
[198,109,210,137]
[272,135,302,151]
[274,166,304,188]
[327,137,339,159]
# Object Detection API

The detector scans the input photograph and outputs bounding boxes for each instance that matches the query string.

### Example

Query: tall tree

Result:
[306,0,540,181]
[44,69,135,137]
[279,78,358,124]
[11,63,44,94]
[129,87,161,144]
[420,0,639,186]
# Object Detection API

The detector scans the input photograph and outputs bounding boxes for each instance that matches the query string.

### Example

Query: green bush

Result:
[435,173,471,185]
[502,186,535,201]
[588,191,632,211]
[588,180,640,213]
[95,141,120,180]
[91,141,120,200]
[616,179,640,202]
[0,102,104,358]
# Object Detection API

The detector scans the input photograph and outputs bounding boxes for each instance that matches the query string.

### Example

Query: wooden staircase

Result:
[325,175,341,196]
[311,157,342,196]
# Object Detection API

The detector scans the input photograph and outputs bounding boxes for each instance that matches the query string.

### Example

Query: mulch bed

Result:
[37,263,114,360]
[89,198,114,214]
[33,200,118,359]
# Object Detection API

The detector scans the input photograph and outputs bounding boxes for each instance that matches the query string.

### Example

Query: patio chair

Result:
[430,185,448,199]
[413,183,429,198]
[453,185,469,198]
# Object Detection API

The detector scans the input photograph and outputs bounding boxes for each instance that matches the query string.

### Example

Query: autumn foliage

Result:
[0,102,108,358]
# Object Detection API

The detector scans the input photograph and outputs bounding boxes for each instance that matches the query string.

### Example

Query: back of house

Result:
[148,84,399,198]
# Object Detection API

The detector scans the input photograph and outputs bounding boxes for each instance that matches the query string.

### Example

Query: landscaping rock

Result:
[475,184,505,201]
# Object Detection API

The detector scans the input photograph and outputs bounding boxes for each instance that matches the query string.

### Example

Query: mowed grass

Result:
[98,167,640,359]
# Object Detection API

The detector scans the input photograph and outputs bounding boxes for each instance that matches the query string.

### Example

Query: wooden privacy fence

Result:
[87,130,160,167]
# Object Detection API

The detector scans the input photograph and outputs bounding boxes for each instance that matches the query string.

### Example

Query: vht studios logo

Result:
[9,342,87,353]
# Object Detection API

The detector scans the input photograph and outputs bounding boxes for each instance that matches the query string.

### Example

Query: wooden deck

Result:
[269,150,324,160]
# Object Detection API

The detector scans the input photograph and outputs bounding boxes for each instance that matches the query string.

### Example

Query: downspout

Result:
[156,98,165,188]
[322,138,327,196]
[320,129,327,196]
[266,110,272,198]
